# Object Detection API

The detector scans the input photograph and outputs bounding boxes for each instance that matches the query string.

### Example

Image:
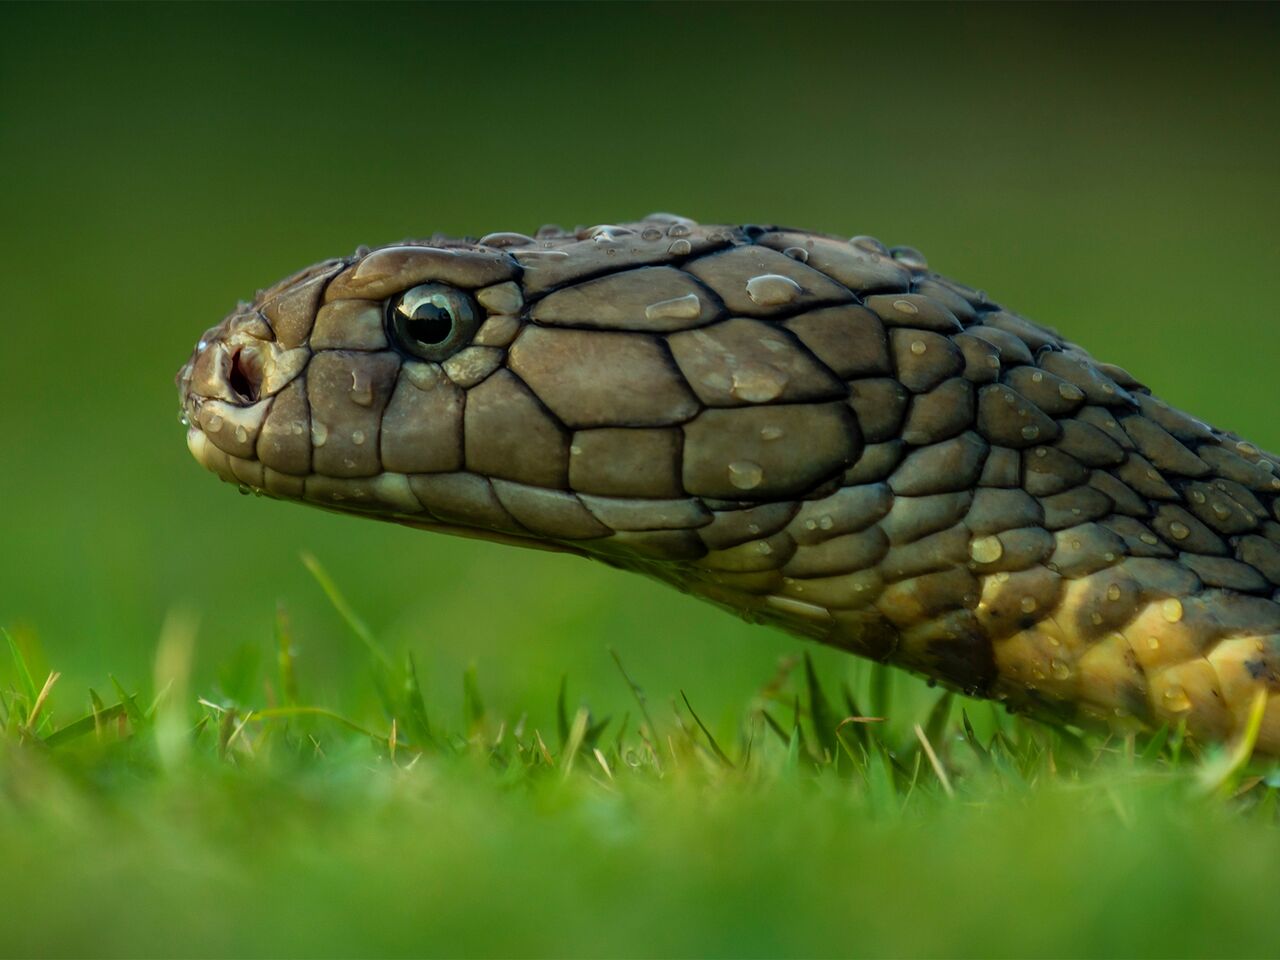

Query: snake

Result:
[176,214,1280,752]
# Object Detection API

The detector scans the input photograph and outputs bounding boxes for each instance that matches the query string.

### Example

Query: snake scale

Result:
[177,215,1280,752]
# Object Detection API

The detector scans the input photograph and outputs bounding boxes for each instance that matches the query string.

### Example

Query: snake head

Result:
[176,219,869,573]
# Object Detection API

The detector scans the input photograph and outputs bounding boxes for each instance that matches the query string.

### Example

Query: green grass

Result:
[4,557,1280,958]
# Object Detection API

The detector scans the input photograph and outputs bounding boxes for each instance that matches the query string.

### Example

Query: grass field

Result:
[5,560,1280,957]
[4,3,1280,956]
[6,557,1280,958]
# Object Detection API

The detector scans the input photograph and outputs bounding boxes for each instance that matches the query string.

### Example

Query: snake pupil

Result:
[386,283,480,361]
[405,303,454,345]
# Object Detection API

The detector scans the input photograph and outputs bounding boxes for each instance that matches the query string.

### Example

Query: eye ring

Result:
[385,283,481,361]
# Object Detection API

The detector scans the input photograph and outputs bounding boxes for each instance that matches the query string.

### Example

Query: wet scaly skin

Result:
[177,215,1280,751]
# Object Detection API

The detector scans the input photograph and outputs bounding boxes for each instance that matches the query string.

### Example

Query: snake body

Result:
[177,215,1280,750]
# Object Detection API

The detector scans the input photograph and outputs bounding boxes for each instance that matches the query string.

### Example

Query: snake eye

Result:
[385,283,480,361]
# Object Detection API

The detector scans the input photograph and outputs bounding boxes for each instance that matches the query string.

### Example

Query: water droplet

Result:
[1211,502,1231,519]
[1139,533,1158,545]
[1161,598,1183,622]
[909,339,927,356]
[1106,583,1121,601]
[745,273,802,306]
[1147,636,1160,650]
[849,235,889,256]
[760,425,784,441]
[728,461,764,490]
[197,340,208,352]
[1021,425,1040,441]
[569,444,582,456]
[1058,382,1084,401]
[352,430,365,445]
[890,245,928,270]
[731,363,787,402]
[1162,686,1192,712]
[1050,659,1071,680]
[234,425,248,444]
[1189,489,1206,504]
[178,413,189,427]
[1091,612,1103,625]
[818,515,833,530]
[206,414,224,433]
[644,293,702,323]
[804,519,818,531]
[478,231,536,248]
[350,371,374,406]
[969,535,1004,563]
[1168,521,1190,540]
[640,227,662,241]
[891,298,919,316]
[237,484,251,496]
[995,571,1010,583]
[667,223,691,238]
[781,246,809,263]
[585,224,633,242]
[511,248,570,262]
[312,421,329,447]
[667,239,692,256]
[1020,596,1038,613]
[1030,371,1044,383]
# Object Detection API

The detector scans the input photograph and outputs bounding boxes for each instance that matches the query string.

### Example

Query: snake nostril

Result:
[228,347,262,404]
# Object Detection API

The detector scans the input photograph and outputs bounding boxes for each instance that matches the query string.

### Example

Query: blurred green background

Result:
[2,0,1278,728]
[4,3,1280,957]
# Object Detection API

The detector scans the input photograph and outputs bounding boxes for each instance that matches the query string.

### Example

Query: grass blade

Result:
[803,654,837,762]
[43,703,128,748]
[4,627,37,704]
[556,674,570,749]
[462,665,485,735]
[679,690,733,768]
[301,552,392,670]
[402,650,433,747]
[914,722,954,798]
[109,676,147,730]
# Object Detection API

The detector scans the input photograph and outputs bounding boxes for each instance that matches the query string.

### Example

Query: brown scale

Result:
[175,214,1280,753]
